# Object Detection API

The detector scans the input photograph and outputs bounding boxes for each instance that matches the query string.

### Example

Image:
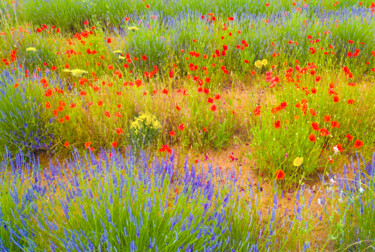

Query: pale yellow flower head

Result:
[254,60,262,68]
[293,157,304,167]
[128,26,139,31]
[26,47,37,52]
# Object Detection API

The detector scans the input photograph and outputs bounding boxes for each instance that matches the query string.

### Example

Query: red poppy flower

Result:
[312,122,320,131]
[254,106,261,116]
[45,101,51,109]
[274,120,281,129]
[178,124,185,131]
[104,111,111,118]
[333,96,339,103]
[64,142,69,148]
[334,144,343,152]
[85,142,91,148]
[347,99,355,105]
[45,89,53,97]
[162,88,168,95]
[207,97,214,103]
[211,105,217,111]
[345,133,353,141]
[112,141,118,148]
[276,170,285,180]
[116,128,123,135]
[169,131,175,136]
[331,121,339,128]
[324,115,331,122]
[354,140,363,149]
[320,128,330,136]
[309,134,316,142]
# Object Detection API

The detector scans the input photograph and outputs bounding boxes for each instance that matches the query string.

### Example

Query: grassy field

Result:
[0,0,375,250]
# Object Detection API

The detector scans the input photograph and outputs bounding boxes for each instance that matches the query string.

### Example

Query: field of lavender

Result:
[0,0,375,251]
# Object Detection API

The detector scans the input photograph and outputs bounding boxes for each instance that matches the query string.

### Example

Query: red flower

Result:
[331,121,339,128]
[142,55,147,61]
[207,97,214,103]
[107,38,111,43]
[80,90,86,96]
[85,142,91,148]
[309,134,316,142]
[162,88,168,95]
[98,100,103,106]
[320,128,330,136]
[176,105,181,111]
[45,101,51,109]
[169,131,175,136]
[178,124,185,131]
[333,96,339,103]
[312,122,320,131]
[116,128,123,135]
[334,144,343,152]
[274,120,281,129]
[211,105,217,111]
[104,111,111,118]
[347,99,355,105]
[354,140,363,149]
[345,133,353,141]
[254,106,261,116]
[276,170,285,181]
[64,142,69,148]
[112,141,118,148]
[45,89,53,97]
[324,115,331,122]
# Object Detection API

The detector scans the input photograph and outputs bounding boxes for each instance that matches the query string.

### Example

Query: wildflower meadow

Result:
[0,0,374,251]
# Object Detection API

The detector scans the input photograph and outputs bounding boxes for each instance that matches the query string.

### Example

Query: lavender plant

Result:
[0,65,62,155]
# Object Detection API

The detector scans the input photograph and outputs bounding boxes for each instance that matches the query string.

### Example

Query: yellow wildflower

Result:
[293,157,304,167]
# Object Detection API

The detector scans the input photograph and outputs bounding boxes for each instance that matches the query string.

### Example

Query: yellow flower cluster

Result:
[254,59,268,68]
[130,112,162,134]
